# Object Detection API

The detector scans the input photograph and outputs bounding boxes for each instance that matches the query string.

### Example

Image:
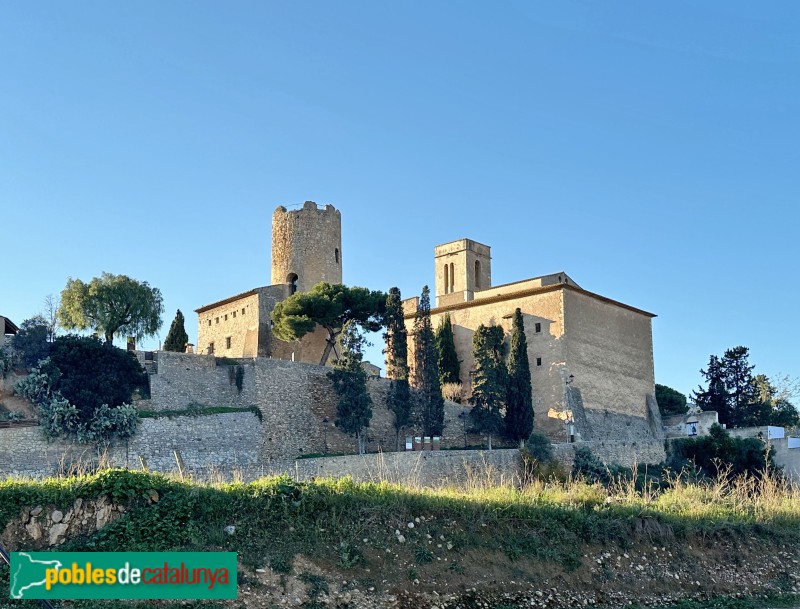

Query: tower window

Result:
[208,320,211,326]
[224,314,228,321]
[209,342,215,354]
[232,310,236,318]
[474,260,481,289]
[226,336,232,349]
[535,322,541,333]
[287,273,298,294]
[449,262,454,293]
[215,317,219,324]
[242,308,246,315]
[444,264,449,294]
[335,248,339,264]
[536,357,542,366]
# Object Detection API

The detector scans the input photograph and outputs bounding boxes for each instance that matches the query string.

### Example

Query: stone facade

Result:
[404,239,660,444]
[0,315,18,350]
[271,201,342,294]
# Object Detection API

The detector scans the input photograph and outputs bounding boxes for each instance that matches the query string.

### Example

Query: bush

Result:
[11,316,51,368]
[572,446,612,485]
[441,382,464,403]
[46,335,147,423]
[524,432,554,463]
[668,423,775,479]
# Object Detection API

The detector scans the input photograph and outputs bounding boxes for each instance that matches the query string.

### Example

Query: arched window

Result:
[335,248,339,264]
[449,263,454,293]
[444,264,449,294]
[474,260,481,289]
[287,273,298,294]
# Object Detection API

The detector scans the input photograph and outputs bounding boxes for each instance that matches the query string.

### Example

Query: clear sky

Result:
[1,2,798,399]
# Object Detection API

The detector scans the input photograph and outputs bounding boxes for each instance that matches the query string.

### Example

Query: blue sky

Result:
[1,2,798,399]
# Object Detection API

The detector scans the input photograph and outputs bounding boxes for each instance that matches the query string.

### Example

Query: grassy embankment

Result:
[1,467,799,609]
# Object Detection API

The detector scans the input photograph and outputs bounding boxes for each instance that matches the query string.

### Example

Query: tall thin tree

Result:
[163,309,190,352]
[505,308,534,447]
[435,313,461,387]
[469,324,507,450]
[328,322,373,454]
[384,287,412,450]
[412,286,444,437]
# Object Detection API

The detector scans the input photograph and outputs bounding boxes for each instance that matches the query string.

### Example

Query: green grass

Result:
[1,468,799,608]
[137,404,262,422]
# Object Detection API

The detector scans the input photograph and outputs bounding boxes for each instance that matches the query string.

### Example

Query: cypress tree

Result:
[469,324,507,450]
[163,309,189,352]
[505,308,534,447]
[412,286,444,437]
[384,287,412,450]
[435,313,461,387]
[328,322,373,454]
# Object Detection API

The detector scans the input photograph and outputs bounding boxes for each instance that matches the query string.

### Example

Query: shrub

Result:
[11,316,51,368]
[524,432,554,463]
[441,382,464,403]
[572,446,612,485]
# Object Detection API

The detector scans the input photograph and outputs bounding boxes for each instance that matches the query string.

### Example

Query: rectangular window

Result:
[242,308,246,315]
[226,337,232,349]
[209,342,215,354]
[535,322,541,333]
[224,314,228,321]
[232,311,236,318]
[215,317,219,324]
[536,357,542,366]
[208,320,211,326]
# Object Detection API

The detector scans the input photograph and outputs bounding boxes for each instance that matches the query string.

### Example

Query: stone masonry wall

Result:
[552,440,666,470]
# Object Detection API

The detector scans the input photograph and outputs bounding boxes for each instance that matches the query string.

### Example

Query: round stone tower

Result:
[271,201,342,293]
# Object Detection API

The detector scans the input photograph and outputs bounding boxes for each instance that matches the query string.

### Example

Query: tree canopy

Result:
[505,309,534,446]
[694,346,799,428]
[435,313,461,387]
[655,383,688,417]
[384,287,412,450]
[163,309,189,352]
[58,272,164,344]
[271,282,387,366]
[12,316,51,368]
[328,322,373,455]
[469,323,507,450]
[412,286,444,437]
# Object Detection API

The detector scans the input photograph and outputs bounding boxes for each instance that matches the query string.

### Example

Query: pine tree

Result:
[328,322,373,454]
[505,308,533,447]
[694,355,730,424]
[469,324,507,450]
[722,346,757,427]
[384,287,412,450]
[435,313,461,387]
[163,309,189,352]
[412,286,444,437]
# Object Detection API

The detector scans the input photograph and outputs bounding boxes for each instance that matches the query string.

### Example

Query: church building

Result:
[402,239,663,442]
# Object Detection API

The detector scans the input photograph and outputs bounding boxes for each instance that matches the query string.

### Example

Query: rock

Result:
[25,520,42,541]
[30,506,43,517]
[407,522,414,529]
[224,525,236,535]
[96,505,112,529]
[74,498,83,512]
[51,510,64,524]
[49,523,68,545]
[148,490,159,503]
[397,535,406,543]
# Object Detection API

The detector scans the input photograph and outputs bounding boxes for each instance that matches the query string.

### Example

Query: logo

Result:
[10,552,237,600]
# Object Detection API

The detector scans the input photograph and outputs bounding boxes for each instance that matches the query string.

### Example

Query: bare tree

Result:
[42,293,60,342]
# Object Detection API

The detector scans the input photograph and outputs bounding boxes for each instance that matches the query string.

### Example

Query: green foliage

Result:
[163,309,189,352]
[137,403,262,422]
[385,288,413,448]
[656,383,689,416]
[46,335,148,423]
[14,335,145,443]
[469,324,507,449]
[271,282,388,366]
[11,315,51,368]
[328,323,373,454]
[435,313,461,386]
[572,445,612,484]
[384,287,408,381]
[668,423,775,479]
[0,346,16,378]
[505,308,534,446]
[524,432,554,463]
[411,286,444,436]
[58,272,164,344]
[694,347,799,428]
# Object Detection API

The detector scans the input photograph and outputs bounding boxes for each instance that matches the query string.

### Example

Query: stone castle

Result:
[196,201,662,446]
